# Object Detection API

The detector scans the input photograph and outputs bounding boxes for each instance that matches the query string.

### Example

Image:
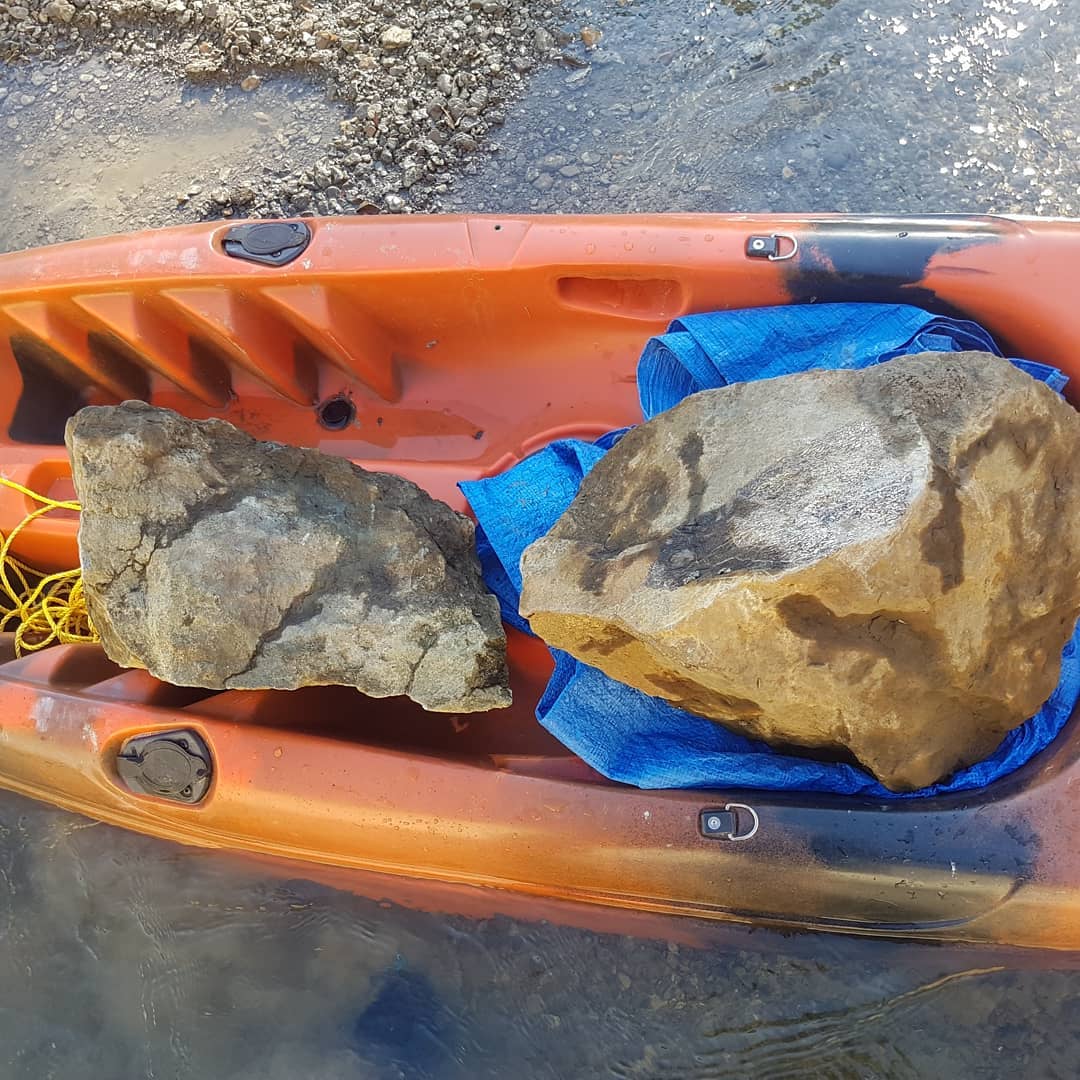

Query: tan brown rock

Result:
[66,402,510,712]
[520,352,1080,790]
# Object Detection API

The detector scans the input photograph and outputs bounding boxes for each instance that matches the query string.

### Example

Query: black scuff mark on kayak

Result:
[783,217,1005,321]
[803,800,1039,882]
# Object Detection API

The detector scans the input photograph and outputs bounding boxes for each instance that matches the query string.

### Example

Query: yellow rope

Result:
[0,476,98,656]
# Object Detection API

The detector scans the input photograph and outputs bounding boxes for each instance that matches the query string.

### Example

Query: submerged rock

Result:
[520,352,1080,791]
[66,402,510,712]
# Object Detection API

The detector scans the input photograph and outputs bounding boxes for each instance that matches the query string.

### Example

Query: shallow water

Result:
[0,59,343,253]
[447,0,1079,217]
[3,788,1080,1080]
[2,0,1080,1075]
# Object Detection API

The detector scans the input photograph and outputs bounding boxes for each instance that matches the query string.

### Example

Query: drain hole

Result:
[317,395,355,431]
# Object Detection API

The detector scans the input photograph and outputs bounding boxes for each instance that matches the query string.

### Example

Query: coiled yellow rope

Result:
[0,476,97,656]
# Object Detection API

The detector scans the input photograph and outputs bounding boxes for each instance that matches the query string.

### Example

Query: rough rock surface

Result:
[520,352,1080,791]
[66,402,510,712]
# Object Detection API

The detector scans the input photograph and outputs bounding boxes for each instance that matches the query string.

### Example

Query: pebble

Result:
[384,193,406,212]
[380,26,413,50]
[631,101,651,116]
[42,0,75,23]
[822,137,856,171]
[558,164,581,177]
[240,74,262,91]
[533,172,554,190]
[741,39,768,63]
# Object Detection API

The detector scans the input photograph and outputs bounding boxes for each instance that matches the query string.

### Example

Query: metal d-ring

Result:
[768,234,799,261]
[721,802,760,841]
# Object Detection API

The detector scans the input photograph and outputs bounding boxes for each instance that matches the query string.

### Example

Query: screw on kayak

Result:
[115,729,213,804]
[700,803,759,841]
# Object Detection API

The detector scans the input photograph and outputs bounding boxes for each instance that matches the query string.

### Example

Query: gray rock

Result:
[741,38,768,63]
[449,132,478,152]
[520,353,1080,791]
[822,136,856,171]
[66,403,510,713]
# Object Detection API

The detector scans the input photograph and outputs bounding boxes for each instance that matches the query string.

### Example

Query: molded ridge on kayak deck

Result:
[0,214,1077,951]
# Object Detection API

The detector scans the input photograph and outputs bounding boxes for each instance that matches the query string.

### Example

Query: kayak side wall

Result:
[0,641,1077,949]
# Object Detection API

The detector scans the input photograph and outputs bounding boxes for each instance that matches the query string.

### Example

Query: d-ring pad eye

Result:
[700,803,760,841]
[745,234,799,261]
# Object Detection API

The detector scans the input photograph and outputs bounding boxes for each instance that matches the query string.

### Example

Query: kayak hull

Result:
[0,213,1078,951]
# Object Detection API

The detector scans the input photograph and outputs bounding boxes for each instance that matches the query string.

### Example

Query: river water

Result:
[1,0,1079,1076]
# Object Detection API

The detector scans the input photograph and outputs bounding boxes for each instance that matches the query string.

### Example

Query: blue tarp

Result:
[461,303,1080,797]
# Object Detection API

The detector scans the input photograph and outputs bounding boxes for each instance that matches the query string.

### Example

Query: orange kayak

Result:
[0,213,1078,951]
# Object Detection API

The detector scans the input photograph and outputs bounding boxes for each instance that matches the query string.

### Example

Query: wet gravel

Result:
[0,0,560,236]
[447,0,1080,216]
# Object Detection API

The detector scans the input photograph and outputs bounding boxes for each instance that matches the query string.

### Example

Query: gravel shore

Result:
[0,0,561,222]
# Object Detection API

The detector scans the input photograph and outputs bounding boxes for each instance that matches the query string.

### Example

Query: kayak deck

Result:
[0,213,1077,951]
